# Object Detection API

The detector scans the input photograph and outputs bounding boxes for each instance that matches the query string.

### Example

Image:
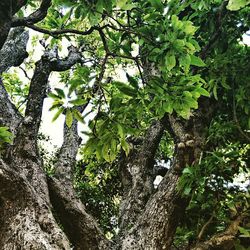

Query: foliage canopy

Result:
[1,0,250,249]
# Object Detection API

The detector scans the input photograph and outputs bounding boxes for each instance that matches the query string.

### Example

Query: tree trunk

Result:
[0,159,71,249]
[0,7,224,250]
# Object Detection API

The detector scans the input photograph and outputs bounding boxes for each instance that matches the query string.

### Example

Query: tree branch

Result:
[25,24,98,37]
[191,214,246,250]
[7,46,82,177]
[119,115,168,234]
[0,27,29,74]
[197,213,215,241]
[11,0,52,27]
[0,27,29,134]
[0,0,27,49]
[46,52,111,249]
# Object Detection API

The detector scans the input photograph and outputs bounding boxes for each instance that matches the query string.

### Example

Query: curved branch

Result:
[25,24,98,37]
[11,46,82,161]
[191,214,246,250]
[0,27,29,134]
[119,115,168,234]
[11,0,52,27]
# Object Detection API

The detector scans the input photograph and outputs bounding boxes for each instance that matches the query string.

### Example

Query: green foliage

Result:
[175,113,250,247]
[227,0,250,11]
[6,0,250,244]
[0,127,13,149]
[2,71,29,113]
[38,133,59,176]
[74,157,122,237]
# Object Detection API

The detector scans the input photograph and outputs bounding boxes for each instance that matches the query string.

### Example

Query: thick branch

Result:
[22,46,81,139]
[0,0,27,49]
[47,53,111,249]
[47,116,109,249]
[119,96,215,249]
[12,0,51,27]
[119,116,168,234]
[0,27,29,73]
[191,214,245,250]
[0,27,29,133]
[48,175,110,250]
[0,158,71,249]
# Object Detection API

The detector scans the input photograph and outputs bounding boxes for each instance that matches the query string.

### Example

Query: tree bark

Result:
[117,97,215,249]
[0,30,107,249]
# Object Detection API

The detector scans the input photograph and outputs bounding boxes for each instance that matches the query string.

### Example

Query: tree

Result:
[0,0,249,249]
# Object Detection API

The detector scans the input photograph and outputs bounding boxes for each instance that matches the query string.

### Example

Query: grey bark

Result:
[0,29,108,249]
[118,116,168,235]
[48,118,109,249]
[117,97,215,249]
[0,27,28,135]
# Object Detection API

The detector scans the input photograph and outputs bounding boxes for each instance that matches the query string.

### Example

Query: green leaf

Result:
[102,142,111,162]
[162,101,173,114]
[179,54,191,72]
[65,109,73,127]
[227,0,250,11]
[190,55,206,67]
[189,38,201,51]
[0,127,13,144]
[213,84,218,100]
[149,0,164,11]
[121,139,130,156]
[126,73,138,89]
[183,167,193,175]
[196,87,210,97]
[114,81,137,97]
[238,226,250,237]
[185,96,198,109]
[48,92,61,100]
[184,186,192,195]
[117,123,124,139]
[165,53,176,71]
[171,15,183,30]
[117,0,127,8]
[110,139,118,162]
[52,106,65,122]
[122,3,136,10]
[73,109,84,123]
[54,88,66,99]
[69,98,87,106]
[183,21,197,35]
[49,102,63,111]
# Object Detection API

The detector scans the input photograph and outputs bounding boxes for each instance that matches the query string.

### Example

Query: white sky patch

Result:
[242,31,250,45]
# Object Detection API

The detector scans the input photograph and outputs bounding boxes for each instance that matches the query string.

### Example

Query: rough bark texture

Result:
[118,116,168,234]
[0,28,108,249]
[0,2,239,249]
[0,28,28,134]
[48,120,109,249]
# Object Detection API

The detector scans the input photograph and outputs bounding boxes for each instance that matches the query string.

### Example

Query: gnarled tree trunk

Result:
[0,3,241,250]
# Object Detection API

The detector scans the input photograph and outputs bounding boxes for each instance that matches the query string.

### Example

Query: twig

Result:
[19,66,31,80]
[197,213,214,241]
[135,58,145,86]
